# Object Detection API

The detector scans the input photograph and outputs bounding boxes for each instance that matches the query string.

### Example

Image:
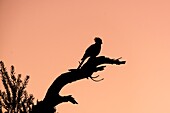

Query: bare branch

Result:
[31,56,126,113]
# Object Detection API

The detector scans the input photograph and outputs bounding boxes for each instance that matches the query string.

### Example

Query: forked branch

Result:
[31,56,126,113]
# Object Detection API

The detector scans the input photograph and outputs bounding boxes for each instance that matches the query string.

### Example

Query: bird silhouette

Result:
[77,37,103,69]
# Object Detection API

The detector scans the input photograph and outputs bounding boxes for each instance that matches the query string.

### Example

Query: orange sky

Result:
[1,0,170,113]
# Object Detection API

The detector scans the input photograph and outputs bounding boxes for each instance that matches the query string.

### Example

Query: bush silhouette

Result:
[0,61,34,113]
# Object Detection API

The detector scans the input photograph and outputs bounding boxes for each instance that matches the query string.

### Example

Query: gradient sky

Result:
[1,0,170,113]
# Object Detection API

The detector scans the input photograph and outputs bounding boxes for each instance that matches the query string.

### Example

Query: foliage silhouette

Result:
[0,61,34,113]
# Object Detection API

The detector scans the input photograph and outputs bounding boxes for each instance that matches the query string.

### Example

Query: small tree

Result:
[0,61,34,113]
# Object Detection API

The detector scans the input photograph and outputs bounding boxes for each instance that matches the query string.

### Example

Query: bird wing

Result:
[81,44,96,60]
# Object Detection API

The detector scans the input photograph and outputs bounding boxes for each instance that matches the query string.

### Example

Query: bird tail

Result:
[78,54,88,69]
[81,54,86,61]
[77,59,85,69]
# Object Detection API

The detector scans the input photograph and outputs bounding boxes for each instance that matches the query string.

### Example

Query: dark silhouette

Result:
[31,38,126,113]
[0,38,126,113]
[31,56,125,113]
[78,37,102,69]
[0,61,34,113]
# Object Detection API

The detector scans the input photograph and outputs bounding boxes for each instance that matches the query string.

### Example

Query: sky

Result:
[1,0,170,113]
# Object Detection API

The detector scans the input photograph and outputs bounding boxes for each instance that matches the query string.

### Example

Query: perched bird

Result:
[77,37,103,69]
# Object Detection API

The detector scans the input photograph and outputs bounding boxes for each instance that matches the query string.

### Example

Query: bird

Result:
[77,37,103,69]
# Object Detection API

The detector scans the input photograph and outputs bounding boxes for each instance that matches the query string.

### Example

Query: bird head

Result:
[94,37,102,44]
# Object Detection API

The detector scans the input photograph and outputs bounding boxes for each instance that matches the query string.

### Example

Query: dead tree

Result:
[31,56,126,113]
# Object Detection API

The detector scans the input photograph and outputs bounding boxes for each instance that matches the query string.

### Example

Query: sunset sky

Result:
[1,0,170,113]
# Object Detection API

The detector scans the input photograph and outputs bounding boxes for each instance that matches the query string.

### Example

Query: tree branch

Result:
[31,56,126,113]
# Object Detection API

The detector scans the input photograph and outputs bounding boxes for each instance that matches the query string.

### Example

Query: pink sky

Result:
[1,0,170,113]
